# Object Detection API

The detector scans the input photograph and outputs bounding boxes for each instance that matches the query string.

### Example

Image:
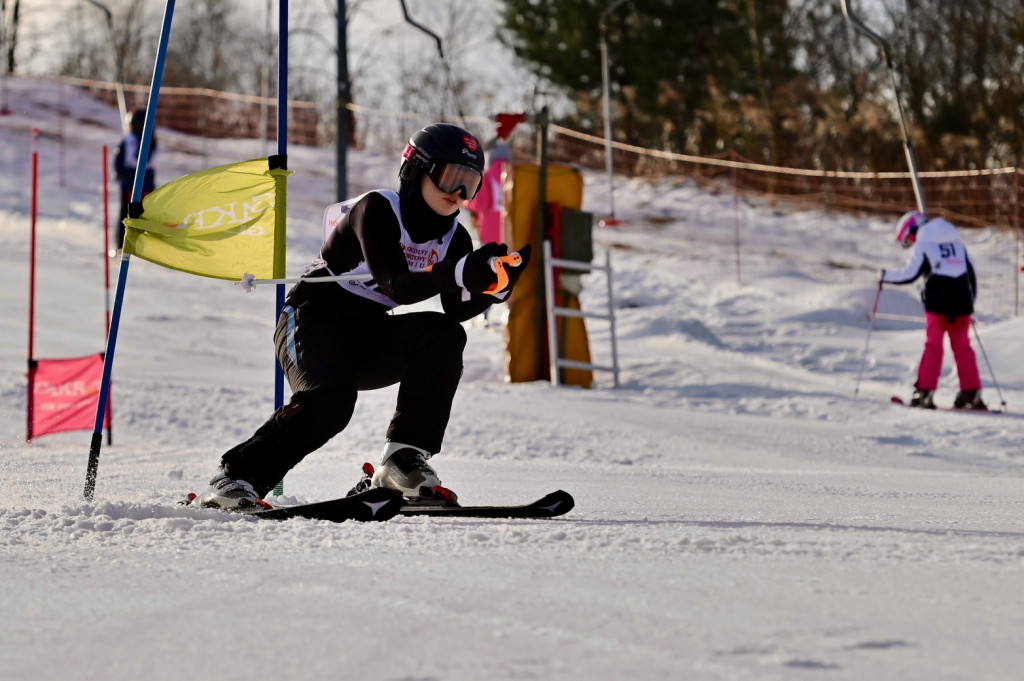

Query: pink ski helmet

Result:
[896,210,927,248]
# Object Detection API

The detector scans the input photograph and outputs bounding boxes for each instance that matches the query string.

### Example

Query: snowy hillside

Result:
[2,77,1024,681]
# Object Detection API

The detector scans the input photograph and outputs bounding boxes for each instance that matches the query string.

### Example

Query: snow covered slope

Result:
[2,77,1023,681]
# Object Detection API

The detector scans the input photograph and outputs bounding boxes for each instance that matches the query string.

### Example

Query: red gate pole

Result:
[1015,169,1020,317]
[26,128,39,441]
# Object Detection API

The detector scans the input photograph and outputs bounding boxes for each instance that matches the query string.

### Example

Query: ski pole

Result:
[483,252,522,295]
[970,319,1007,411]
[239,253,525,296]
[854,281,883,398]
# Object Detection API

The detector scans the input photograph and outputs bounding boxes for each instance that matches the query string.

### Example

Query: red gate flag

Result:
[29,354,109,439]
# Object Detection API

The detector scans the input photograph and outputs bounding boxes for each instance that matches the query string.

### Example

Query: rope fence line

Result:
[17,75,1020,315]
[20,74,1023,235]
[50,74,1023,232]
[551,123,1020,181]
[67,75,321,145]
[542,126,1023,231]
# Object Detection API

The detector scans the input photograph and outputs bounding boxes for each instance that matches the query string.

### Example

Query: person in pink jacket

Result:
[463,141,512,324]
[464,141,511,246]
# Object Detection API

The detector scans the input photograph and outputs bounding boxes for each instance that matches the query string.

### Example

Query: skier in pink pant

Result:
[880,211,986,410]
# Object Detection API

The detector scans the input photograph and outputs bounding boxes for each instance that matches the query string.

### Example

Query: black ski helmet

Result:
[399,123,485,199]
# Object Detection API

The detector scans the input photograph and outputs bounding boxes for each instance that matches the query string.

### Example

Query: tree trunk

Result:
[3,0,21,73]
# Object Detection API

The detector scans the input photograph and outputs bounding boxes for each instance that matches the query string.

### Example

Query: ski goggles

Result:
[428,161,482,200]
[897,223,917,248]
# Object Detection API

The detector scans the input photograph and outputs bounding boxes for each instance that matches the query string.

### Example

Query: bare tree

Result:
[112,0,156,86]
[54,0,157,87]
[289,0,511,144]
[162,0,247,90]
[1,0,21,74]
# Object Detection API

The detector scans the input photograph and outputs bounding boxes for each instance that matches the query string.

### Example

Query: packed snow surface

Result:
[2,78,1024,680]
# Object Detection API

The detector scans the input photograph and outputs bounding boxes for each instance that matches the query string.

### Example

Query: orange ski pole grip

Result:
[484,252,522,295]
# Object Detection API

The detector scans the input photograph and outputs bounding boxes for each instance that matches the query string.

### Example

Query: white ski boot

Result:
[371,442,443,499]
[196,469,260,510]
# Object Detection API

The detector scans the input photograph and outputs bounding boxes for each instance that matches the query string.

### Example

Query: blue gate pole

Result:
[271,0,289,497]
[85,0,177,500]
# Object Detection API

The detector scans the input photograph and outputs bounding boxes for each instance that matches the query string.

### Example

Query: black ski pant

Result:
[220,290,466,497]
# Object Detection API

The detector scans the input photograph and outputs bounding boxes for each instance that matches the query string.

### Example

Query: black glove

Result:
[461,242,508,294]
[429,242,506,295]
[493,244,531,296]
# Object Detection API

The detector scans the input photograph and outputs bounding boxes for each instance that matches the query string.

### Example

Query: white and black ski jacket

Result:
[880,217,977,317]
[291,189,492,322]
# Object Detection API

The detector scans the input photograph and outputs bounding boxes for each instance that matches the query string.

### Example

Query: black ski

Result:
[890,395,1002,414]
[397,489,575,518]
[185,487,405,523]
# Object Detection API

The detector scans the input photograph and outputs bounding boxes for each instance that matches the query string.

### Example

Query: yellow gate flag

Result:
[123,157,290,280]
